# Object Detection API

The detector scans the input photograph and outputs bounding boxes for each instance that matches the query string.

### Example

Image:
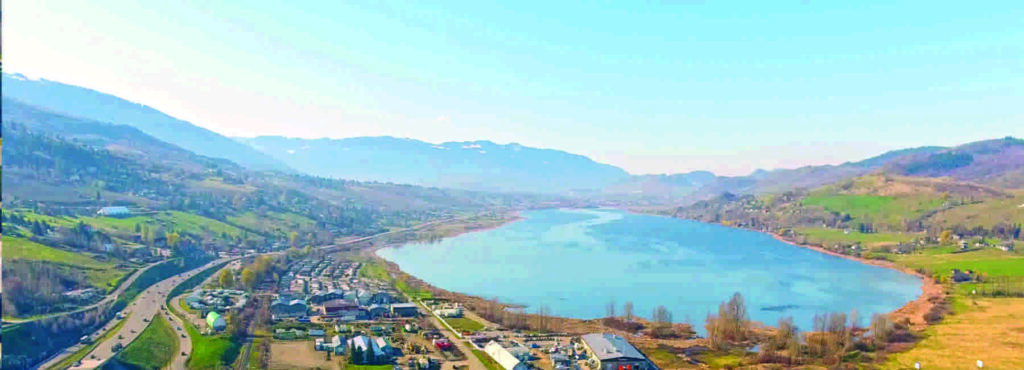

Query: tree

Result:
[219,269,235,288]
[289,231,298,248]
[623,301,634,322]
[939,230,953,245]
[241,268,257,291]
[606,299,616,318]
[166,231,181,248]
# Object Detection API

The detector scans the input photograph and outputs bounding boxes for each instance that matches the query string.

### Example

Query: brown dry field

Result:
[885,298,1024,369]
[268,340,341,370]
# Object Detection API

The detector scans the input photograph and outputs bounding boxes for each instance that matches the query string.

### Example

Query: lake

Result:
[377,208,922,333]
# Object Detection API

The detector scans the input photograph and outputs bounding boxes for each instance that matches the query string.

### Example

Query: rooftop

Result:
[581,333,648,362]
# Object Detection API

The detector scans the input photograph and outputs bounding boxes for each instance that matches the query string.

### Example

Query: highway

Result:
[39,258,232,370]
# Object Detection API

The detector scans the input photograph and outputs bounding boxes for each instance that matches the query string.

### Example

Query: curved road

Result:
[40,258,232,370]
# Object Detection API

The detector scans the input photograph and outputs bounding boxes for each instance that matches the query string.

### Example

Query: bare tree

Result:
[623,301,634,322]
[606,299,616,318]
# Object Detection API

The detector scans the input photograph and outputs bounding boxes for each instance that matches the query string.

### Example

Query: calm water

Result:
[377,208,921,333]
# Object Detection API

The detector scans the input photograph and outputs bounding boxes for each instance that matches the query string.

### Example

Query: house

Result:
[368,304,390,318]
[952,269,974,283]
[323,299,361,317]
[309,328,326,337]
[484,341,529,370]
[391,302,419,317]
[374,336,396,356]
[206,311,227,332]
[270,298,308,320]
[370,291,396,305]
[331,335,346,355]
[96,206,130,217]
[310,289,345,304]
[580,333,658,370]
[348,335,390,364]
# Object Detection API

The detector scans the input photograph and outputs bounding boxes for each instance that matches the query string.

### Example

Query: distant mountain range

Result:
[237,136,630,194]
[1,73,291,172]
[4,72,1020,198]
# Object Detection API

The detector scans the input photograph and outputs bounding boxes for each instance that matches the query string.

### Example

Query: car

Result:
[182,333,187,338]
[182,351,188,356]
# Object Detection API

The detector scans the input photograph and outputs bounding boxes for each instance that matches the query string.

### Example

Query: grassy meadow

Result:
[886,298,1024,369]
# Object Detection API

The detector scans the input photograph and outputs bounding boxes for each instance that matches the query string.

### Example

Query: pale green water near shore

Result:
[378,208,921,333]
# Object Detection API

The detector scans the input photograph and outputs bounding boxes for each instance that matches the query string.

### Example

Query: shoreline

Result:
[766,232,943,329]
[369,207,941,336]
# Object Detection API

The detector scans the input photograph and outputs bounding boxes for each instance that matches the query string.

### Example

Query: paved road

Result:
[4,260,171,325]
[167,262,229,370]
[63,258,231,370]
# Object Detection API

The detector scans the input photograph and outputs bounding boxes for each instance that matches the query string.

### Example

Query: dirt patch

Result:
[268,340,340,370]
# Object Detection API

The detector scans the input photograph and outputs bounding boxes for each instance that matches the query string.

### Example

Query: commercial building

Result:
[270,298,308,320]
[390,302,419,317]
[484,341,529,370]
[580,333,657,370]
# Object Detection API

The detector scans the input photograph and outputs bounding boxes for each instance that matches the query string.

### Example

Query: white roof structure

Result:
[581,333,648,362]
[484,341,529,370]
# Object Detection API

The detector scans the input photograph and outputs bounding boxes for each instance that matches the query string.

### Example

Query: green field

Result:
[115,313,179,370]
[472,349,503,370]
[928,193,1024,229]
[802,194,944,229]
[446,317,485,333]
[2,236,129,288]
[85,211,245,239]
[886,247,1024,278]
[794,227,918,247]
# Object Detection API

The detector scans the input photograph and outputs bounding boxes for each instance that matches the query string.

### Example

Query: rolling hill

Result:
[237,135,631,194]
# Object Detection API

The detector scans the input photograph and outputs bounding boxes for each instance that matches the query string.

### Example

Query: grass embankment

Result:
[1,236,128,288]
[45,314,131,370]
[359,258,433,300]
[114,313,179,370]
[227,211,317,236]
[886,298,1024,369]
[471,349,503,370]
[246,338,265,370]
[446,317,485,333]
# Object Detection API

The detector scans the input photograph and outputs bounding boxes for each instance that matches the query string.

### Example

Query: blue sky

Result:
[5,1,1023,175]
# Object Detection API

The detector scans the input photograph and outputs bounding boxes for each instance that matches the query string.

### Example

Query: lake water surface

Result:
[377,208,921,333]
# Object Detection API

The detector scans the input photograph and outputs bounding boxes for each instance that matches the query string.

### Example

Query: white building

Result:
[484,341,529,370]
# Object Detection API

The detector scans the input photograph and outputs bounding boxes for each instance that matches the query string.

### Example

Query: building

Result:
[368,304,390,318]
[348,335,390,364]
[580,333,657,370]
[324,299,361,317]
[434,305,464,318]
[484,341,529,370]
[206,311,226,332]
[310,289,345,304]
[391,302,419,317]
[270,298,308,320]
[96,206,130,217]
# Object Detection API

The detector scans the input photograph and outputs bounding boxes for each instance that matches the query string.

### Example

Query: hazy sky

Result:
[5,1,1023,175]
